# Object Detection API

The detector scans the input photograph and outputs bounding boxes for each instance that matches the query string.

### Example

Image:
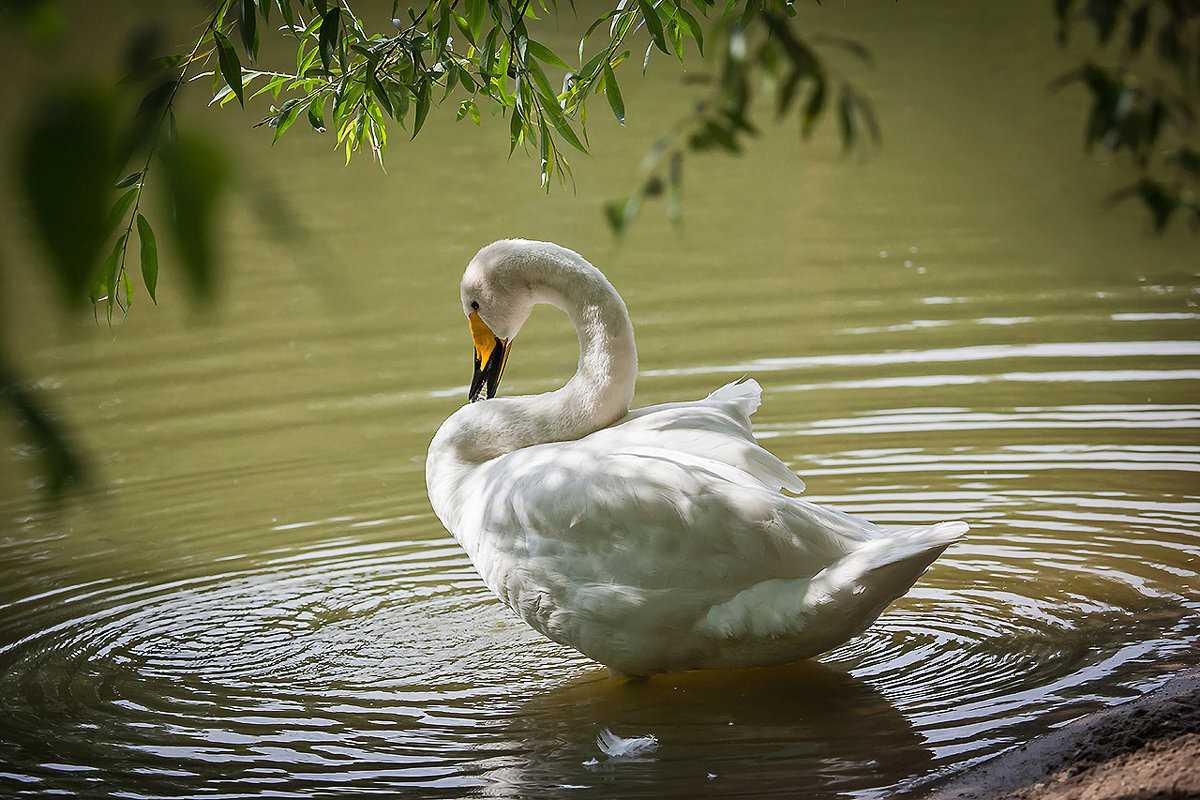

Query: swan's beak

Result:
[468,310,510,402]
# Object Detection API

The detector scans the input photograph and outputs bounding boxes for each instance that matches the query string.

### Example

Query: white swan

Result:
[426,239,966,677]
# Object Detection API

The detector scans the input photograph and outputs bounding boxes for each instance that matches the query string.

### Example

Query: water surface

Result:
[1,1,1198,797]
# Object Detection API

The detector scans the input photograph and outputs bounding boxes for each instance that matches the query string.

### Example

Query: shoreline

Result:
[918,667,1200,800]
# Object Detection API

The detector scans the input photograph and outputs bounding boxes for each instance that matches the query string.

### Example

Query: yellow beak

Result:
[468,310,510,402]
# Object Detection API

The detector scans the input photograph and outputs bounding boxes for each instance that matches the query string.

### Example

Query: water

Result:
[1,1,1198,797]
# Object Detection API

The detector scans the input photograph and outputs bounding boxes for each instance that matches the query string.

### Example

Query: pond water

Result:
[1,1,1198,798]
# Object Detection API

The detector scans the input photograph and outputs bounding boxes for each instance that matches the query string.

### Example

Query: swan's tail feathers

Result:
[705,378,763,417]
[821,520,967,636]
[872,520,968,563]
[696,521,966,663]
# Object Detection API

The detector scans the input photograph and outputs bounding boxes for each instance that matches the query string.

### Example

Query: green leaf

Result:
[538,118,551,188]
[527,57,557,104]
[465,0,485,43]
[604,61,625,125]
[318,6,340,74]
[105,186,140,235]
[480,25,500,78]
[213,31,245,106]
[527,39,571,70]
[136,213,158,303]
[272,99,303,143]
[307,97,326,131]
[114,171,142,189]
[238,0,259,60]
[579,9,621,61]
[277,0,295,29]
[638,0,670,55]
[412,79,431,138]
[668,20,684,66]
[541,98,588,153]
[675,5,704,56]
[160,135,228,302]
[457,98,481,124]
[368,71,395,117]
[509,109,524,155]
[89,234,124,306]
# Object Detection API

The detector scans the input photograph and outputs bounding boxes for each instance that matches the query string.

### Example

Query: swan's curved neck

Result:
[431,248,637,475]
[541,264,638,441]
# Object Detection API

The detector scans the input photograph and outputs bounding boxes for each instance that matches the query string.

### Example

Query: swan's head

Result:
[460,240,544,402]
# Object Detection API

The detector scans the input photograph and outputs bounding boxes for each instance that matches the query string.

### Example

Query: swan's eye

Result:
[470,300,479,310]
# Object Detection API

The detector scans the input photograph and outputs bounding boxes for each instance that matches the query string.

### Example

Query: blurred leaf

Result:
[666,150,682,223]
[0,359,88,497]
[213,31,244,106]
[604,199,627,232]
[810,33,874,66]
[1126,3,1148,54]
[160,135,228,302]
[837,84,857,150]
[18,83,117,307]
[777,68,802,118]
[855,87,881,144]
[1085,0,1118,44]
[136,213,158,303]
[802,77,826,137]
[1155,22,1179,63]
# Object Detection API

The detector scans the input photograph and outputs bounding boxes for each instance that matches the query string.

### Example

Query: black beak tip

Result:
[469,337,507,403]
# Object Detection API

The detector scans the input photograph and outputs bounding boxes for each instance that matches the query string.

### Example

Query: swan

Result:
[426,239,967,677]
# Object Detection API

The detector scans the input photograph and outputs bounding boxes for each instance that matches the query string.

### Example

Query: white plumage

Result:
[426,239,966,677]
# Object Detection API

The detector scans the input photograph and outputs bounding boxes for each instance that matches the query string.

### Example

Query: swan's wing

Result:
[598,379,806,494]
[453,436,873,663]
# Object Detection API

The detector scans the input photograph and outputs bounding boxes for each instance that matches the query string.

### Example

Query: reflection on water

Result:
[2,0,1199,797]
[482,662,931,799]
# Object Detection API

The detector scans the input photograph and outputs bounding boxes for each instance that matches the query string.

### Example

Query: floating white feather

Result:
[596,728,658,760]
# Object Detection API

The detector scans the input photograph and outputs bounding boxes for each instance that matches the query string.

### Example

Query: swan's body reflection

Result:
[474,661,931,799]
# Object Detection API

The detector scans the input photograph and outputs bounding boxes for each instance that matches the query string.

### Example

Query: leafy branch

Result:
[195,0,876,237]
[1054,0,1199,231]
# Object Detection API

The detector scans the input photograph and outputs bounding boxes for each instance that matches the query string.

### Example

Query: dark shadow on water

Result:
[473,660,931,799]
